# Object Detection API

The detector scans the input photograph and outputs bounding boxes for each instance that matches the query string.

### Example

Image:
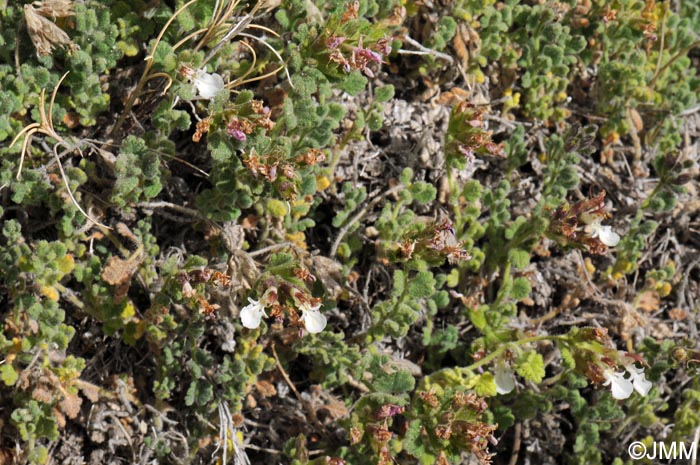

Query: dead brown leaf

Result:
[436,451,450,465]
[308,385,348,423]
[668,307,688,321]
[33,0,75,18]
[53,407,66,428]
[628,107,644,132]
[650,321,675,339]
[23,4,77,56]
[636,290,660,313]
[437,87,470,106]
[619,306,647,341]
[62,112,80,128]
[255,380,277,398]
[32,386,53,403]
[58,392,82,419]
[101,256,136,286]
[101,245,145,304]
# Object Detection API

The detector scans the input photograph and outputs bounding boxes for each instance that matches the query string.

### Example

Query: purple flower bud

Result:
[227,127,247,141]
[326,36,346,49]
[356,47,383,63]
[458,145,475,162]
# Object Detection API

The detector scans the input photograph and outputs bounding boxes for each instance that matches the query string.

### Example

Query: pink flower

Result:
[227,127,247,141]
[326,36,346,49]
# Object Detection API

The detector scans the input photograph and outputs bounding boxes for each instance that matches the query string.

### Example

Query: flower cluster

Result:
[491,327,653,402]
[493,353,651,400]
[453,103,504,158]
[243,151,294,183]
[295,148,326,166]
[238,286,327,334]
[396,218,471,265]
[548,191,622,253]
[581,212,620,247]
[599,355,652,400]
[327,35,391,78]
[446,103,504,167]
[177,268,232,316]
[298,300,327,334]
[430,391,497,465]
[426,218,472,264]
[226,100,274,141]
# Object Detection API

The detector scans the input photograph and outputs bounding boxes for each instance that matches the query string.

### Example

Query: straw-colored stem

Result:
[110,0,198,136]
[53,143,110,229]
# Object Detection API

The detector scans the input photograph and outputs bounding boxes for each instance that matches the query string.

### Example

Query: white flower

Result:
[192,69,225,99]
[583,215,620,247]
[299,302,327,334]
[624,364,652,396]
[240,297,267,329]
[494,361,515,395]
[603,369,634,400]
[590,223,621,247]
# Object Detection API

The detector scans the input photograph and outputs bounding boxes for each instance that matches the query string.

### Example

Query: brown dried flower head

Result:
[452,391,488,414]
[549,191,614,254]
[435,424,452,440]
[375,403,405,420]
[192,118,211,143]
[296,148,326,165]
[371,427,392,443]
[453,420,498,465]
[349,427,363,445]
[293,268,317,283]
[418,389,440,408]
[341,1,360,23]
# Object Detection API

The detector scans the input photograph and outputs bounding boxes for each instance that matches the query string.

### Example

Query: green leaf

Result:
[367,110,383,131]
[446,268,460,287]
[508,249,530,269]
[373,370,415,394]
[473,373,497,397]
[266,199,288,217]
[492,405,516,429]
[151,40,176,72]
[185,382,197,406]
[409,182,437,205]
[463,180,483,202]
[515,351,545,383]
[1,364,18,386]
[403,420,432,460]
[469,306,487,330]
[511,277,531,300]
[560,345,575,369]
[408,271,436,298]
[275,9,290,29]
[269,253,294,267]
[340,71,367,96]
[375,84,395,103]
[637,221,657,240]
[400,167,414,185]
[392,269,406,297]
